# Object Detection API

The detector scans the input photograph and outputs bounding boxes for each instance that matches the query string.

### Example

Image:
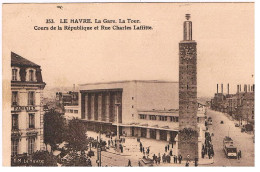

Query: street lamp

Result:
[115,101,121,152]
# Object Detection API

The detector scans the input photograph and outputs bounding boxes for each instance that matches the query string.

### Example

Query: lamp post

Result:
[115,101,121,152]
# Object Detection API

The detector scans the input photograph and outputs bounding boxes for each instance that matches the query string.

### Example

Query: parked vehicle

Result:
[223,136,237,158]
[208,117,213,125]
[235,123,239,127]
[138,157,153,166]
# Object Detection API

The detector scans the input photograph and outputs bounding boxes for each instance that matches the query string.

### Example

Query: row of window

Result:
[139,114,179,122]
[11,138,35,156]
[65,109,79,114]
[12,91,35,106]
[12,68,35,81]
[12,113,35,130]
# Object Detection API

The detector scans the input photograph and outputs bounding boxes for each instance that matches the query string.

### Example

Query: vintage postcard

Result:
[2,2,254,167]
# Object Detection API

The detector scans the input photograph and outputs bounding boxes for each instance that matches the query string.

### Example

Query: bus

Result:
[223,136,237,158]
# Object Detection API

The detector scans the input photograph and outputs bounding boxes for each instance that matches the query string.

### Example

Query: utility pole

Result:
[115,101,121,152]
[96,132,102,166]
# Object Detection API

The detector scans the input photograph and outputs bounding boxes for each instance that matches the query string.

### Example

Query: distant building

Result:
[56,91,79,107]
[11,52,46,157]
[211,84,254,126]
[64,106,80,120]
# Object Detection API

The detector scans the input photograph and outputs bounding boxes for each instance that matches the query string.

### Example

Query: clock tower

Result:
[178,14,198,161]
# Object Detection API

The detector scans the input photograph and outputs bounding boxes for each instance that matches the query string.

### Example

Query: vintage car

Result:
[138,157,154,167]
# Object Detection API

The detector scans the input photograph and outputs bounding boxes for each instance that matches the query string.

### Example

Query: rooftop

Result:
[79,80,178,86]
[11,52,40,67]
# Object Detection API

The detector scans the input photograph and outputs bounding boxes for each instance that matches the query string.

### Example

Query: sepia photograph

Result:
[2,2,255,167]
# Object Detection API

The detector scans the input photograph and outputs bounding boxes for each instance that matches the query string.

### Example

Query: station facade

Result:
[79,80,180,141]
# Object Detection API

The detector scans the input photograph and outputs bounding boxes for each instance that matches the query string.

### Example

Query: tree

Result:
[44,109,66,151]
[64,118,88,152]
[31,150,58,166]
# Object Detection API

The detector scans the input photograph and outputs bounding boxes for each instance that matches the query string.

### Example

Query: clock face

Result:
[180,44,196,60]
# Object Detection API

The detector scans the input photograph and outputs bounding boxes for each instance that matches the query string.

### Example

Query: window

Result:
[139,114,147,119]
[12,69,18,81]
[28,91,35,106]
[28,138,35,154]
[12,114,19,130]
[11,139,19,156]
[70,109,73,113]
[132,97,134,100]
[176,117,179,122]
[12,91,18,106]
[74,110,78,114]
[29,113,35,129]
[170,116,176,122]
[149,115,156,120]
[159,116,167,121]
[29,70,34,81]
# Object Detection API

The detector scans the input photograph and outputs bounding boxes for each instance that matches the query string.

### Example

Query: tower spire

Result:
[183,14,192,41]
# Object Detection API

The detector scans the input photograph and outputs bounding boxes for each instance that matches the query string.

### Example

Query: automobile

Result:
[138,157,154,166]
[87,150,95,157]
[235,123,239,127]
[220,121,224,124]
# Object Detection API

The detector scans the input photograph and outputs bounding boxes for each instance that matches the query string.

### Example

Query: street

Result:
[206,109,254,166]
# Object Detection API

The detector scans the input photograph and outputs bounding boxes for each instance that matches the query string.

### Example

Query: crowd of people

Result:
[202,132,215,159]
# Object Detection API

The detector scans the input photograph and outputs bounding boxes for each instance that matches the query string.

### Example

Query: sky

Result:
[2,3,254,97]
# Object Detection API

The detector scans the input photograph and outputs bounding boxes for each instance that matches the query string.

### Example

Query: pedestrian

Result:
[172,142,174,148]
[147,147,150,154]
[108,140,110,146]
[165,146,167,152]
[153,154,156,162]
[140,146,142,152]
[168,145,170,151]
[121,145,124,153]
[239,150,242,158]
[138,161,141,167]
[158,156,161,164]
[170,150,173,156]
[128,159,132,167]
[179,155,182,164]
[185,161,189,167]
[142,147,145,153]
[195,158,198,167]
[163,153,166,163]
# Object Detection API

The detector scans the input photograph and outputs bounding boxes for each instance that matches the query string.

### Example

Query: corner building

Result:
[11,52,46,157]
[178,14,198,160]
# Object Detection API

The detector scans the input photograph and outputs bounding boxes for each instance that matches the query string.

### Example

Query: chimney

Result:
[251,85,253,92]
[217,84,219,94]
[221,83,223,94]
[253,84,255,92]
[227,83,229,95]
[183,14,192,41]
[245,84,247,93]
[248,84,250,92]
[237,85,239,93]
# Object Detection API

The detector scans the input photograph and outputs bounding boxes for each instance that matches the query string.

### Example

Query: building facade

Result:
[178,14,198,160]
[11,52,46,158]
[211,83,254,127]
[79,80,180,141]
